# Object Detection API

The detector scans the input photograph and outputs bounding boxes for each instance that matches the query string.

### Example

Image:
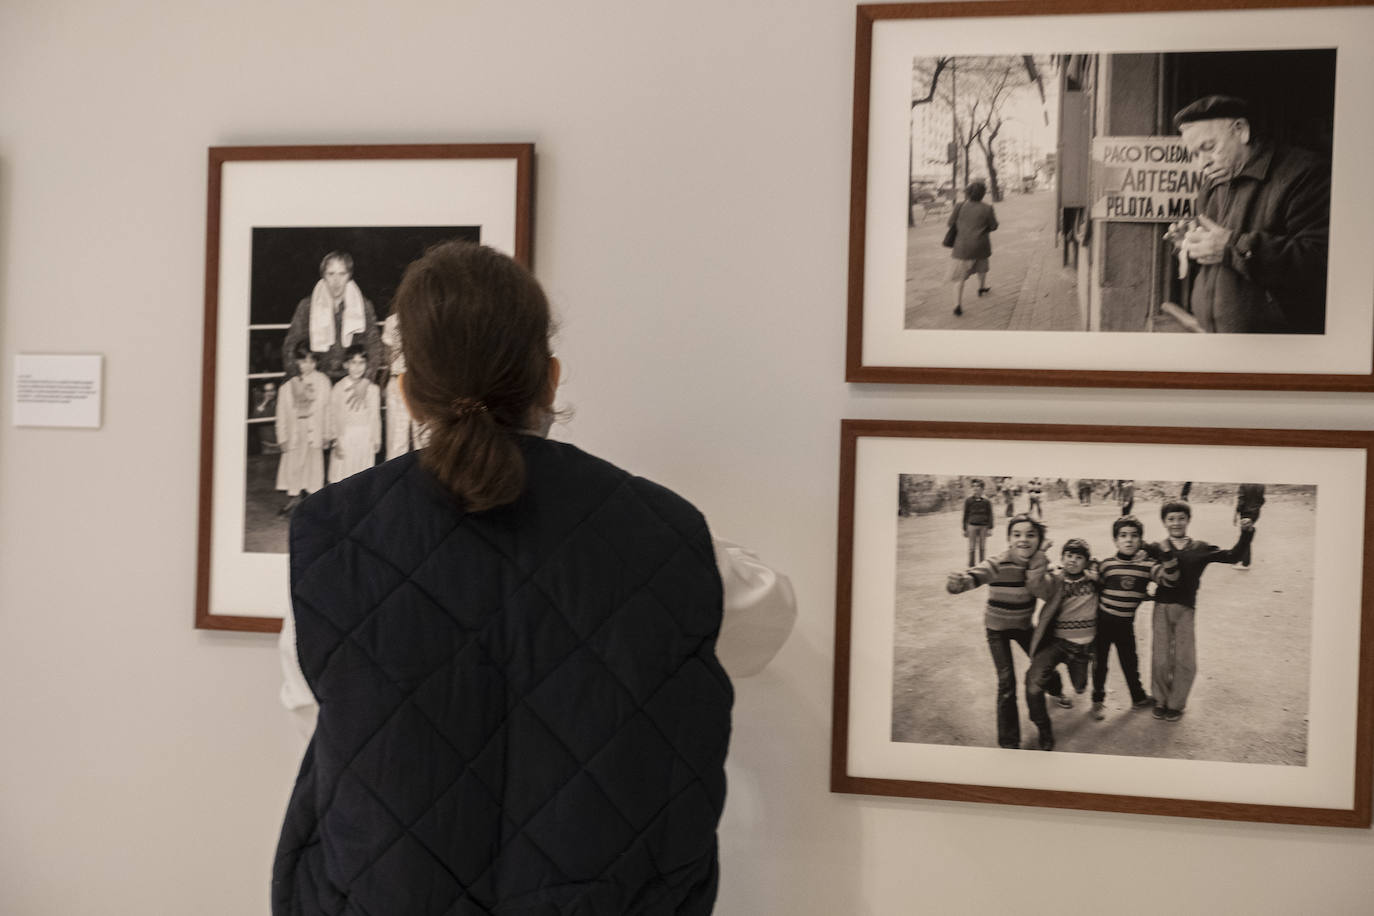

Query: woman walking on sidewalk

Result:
[948,179,998,316]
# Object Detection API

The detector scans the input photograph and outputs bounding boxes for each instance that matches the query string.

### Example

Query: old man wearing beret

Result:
[1165,95,1330,334]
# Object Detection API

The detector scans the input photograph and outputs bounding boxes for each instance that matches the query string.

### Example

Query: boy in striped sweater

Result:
[1090,516,1180,720]
[947,514,1064,749]
[1025,538,1098,751]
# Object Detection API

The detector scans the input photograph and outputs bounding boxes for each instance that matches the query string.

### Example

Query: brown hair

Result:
[392,241,553,512]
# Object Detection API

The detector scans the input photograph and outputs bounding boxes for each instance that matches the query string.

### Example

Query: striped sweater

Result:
[1027,565,1099,656]
[950,551,1041,630]
[1097,552,1179,619]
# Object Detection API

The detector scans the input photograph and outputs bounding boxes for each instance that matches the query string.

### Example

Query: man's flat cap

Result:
[1173,95,1252,130]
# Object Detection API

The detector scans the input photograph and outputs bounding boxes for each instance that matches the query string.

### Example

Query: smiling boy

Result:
[1024,539,1098,751]
[947,514,1065,749]
[1146,500,1255,721]
[1091,516,1179,719]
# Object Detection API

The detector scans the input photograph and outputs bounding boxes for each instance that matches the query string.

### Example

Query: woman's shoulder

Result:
[525,437,709,530]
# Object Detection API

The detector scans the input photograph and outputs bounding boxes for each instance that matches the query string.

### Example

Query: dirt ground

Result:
[891,491,1313,764]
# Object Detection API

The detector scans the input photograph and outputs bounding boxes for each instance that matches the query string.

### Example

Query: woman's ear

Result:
[543,356,562,409]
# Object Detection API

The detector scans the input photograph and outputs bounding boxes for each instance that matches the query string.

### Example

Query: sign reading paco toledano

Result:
[1091,137,1203,222]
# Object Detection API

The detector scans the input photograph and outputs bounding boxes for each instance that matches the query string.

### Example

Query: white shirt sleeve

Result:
[278,534,796,714]
[711,536,797,678]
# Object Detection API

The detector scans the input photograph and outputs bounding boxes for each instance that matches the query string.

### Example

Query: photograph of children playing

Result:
[242,225,479,553]
[892,475,1312,764]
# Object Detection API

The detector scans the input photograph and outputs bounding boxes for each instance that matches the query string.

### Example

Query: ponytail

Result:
[391,242,553,512]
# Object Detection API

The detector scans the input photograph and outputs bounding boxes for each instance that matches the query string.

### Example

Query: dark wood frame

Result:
[195,143,535,631]
[846,0,1374,390]
[832,418,1374,826]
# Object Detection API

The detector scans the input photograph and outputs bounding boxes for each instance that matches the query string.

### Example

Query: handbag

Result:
[941,203,963,248]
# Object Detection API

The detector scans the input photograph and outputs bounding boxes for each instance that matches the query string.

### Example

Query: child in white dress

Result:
[275,346,328,514]
[327,345,381,484]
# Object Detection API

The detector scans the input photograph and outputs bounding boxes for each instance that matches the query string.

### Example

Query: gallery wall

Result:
[2,0,1373,913]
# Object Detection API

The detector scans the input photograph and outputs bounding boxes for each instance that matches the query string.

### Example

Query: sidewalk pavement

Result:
[904,189,1081,332]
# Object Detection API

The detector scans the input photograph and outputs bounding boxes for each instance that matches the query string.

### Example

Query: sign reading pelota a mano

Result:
[1091,137,1203,222]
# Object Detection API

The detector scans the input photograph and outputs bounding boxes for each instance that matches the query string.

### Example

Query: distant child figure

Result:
[1118,479,1136,516]
[1077,479,1093,505]
[1026,477,1044,519]
[1090,515,1179,720]
[1025,538,1098,751]
[1234,483,1266,569]
[1001,481,1016,517]
[275,345,328,514]
[961,479,995,565]
[327,345,381,484]
[1146,500,1255,721]
[947,514,1064,749]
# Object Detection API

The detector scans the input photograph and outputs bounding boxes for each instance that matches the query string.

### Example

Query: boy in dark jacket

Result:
[1146,500,1255,721]
[961,478,995,565]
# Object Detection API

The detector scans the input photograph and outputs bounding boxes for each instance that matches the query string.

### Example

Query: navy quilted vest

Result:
[272,437,732,915]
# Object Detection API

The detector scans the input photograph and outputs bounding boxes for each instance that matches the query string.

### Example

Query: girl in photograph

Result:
[947,514,1064,749]
[326,344,381,483]
[947,179,998,317]
[274,344,328,514]
[273,241,794,914]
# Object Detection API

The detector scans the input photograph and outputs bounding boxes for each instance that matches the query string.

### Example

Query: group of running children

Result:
[947,478,1256,751]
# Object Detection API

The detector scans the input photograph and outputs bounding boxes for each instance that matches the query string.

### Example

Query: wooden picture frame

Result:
[846,0,1374,389]
[832,419,1373,826]
[195,143,534,631]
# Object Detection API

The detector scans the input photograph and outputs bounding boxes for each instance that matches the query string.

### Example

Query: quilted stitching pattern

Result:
[273,440,731,916]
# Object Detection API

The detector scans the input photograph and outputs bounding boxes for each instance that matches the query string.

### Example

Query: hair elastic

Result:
[450,396,488,419]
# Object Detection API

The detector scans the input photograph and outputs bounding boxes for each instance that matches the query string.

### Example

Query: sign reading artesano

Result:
[1091,137,1203,222]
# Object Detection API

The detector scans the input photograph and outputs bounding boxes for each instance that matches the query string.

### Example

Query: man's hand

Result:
[1163,218,1194,247]
[1182,214,1233,265]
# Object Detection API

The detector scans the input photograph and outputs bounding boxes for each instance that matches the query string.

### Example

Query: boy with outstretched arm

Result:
[1147,500,1255,722]
[1091,515,1180,720]
[947,515,1065,749]
[1024,538,1098,751]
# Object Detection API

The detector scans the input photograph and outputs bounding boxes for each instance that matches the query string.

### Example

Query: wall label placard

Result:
[13,353,104,429]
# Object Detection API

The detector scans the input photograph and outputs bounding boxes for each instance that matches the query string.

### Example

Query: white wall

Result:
[2,1,1372,913]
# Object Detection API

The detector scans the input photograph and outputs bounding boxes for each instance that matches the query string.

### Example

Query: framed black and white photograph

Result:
[846,0,1374,389]
[832,420,1374,825]
[196,144,534,631]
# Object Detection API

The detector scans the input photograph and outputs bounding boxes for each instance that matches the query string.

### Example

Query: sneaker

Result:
[1164,708,1184,722]
[977,286,991,296]
[1054,694,1073,709]
[1235,564,1250,571]
[1152,706,1167,720]
[1090,702,1106,721]
[1132,695,1154,709]
[953,305,963,316]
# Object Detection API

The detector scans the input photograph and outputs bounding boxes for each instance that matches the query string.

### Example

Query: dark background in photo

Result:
[248,224,481,338]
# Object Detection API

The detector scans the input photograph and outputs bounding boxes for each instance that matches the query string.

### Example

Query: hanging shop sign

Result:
[1091,137,1202,222]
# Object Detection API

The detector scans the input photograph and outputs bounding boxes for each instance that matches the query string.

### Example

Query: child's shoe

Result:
[1090,702,1106,721]
[1054,694,1073,709]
